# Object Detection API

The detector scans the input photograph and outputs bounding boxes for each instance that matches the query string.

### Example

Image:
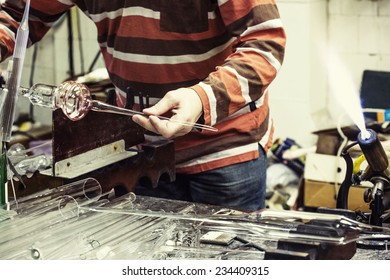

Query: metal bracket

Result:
[49,140,137,178]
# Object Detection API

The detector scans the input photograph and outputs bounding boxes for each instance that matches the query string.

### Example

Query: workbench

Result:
[0,180,388,260]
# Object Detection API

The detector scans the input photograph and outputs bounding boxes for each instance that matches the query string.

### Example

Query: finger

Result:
[142,94,176,116]
[132,114,159,134]
[133,114,183,138]
[148,115,183,138]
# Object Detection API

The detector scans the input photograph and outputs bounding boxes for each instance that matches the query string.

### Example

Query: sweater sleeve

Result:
[0,0,73,62]
[191,0,286,126]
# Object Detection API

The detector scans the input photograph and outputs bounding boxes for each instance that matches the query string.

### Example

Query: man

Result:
[0,1,286,211]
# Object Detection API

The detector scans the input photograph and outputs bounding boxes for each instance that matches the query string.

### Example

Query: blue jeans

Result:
[134,145,267,211]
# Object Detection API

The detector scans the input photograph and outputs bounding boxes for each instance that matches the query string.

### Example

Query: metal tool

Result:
[337,128,390,226]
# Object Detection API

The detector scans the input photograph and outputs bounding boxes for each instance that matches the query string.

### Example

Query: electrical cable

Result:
[75,8,85,74]
[88,51,101,73]
[334,112,350,198]
[66,10,75,80]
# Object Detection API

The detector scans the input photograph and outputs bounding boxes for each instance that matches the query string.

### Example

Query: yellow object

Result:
[353,154,366,174]
[19,121,33,132]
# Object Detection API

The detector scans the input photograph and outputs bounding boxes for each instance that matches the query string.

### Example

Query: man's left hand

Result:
[132,88,203,138]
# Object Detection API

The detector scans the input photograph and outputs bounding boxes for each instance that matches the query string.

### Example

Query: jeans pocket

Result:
[160,0,209,33]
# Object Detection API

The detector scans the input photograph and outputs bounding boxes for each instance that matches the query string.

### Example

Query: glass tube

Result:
[6,177,102,214]
[0,178,103,249]
[83,205,390,246]
[0,0,30,142]
[0,191,139,259]
[20,81,218,131]
[51,201,194,259]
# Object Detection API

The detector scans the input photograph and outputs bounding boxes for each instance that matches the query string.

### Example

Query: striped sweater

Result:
[0,0,286,174]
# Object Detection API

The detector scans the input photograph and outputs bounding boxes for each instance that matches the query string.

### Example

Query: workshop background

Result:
[1,0,390,261]
[2,0,390,210]
[3,0,388,146]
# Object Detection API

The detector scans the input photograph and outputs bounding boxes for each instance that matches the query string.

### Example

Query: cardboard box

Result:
[304,153,346,184]
[304,180,369,211]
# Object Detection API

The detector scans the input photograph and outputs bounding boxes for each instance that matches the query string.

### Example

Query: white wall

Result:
[327,0,390,124]
[269,0,390,148]
[270,0,328,147]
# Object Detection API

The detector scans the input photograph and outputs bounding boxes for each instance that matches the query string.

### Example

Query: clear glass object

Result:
[0,0,30,142]
[20,81,91,121]
[12,154,52,177]
[7,141,51,164]
[20,81,218,131]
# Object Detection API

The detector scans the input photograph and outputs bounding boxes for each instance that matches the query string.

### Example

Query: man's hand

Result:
[132,88,203,138]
